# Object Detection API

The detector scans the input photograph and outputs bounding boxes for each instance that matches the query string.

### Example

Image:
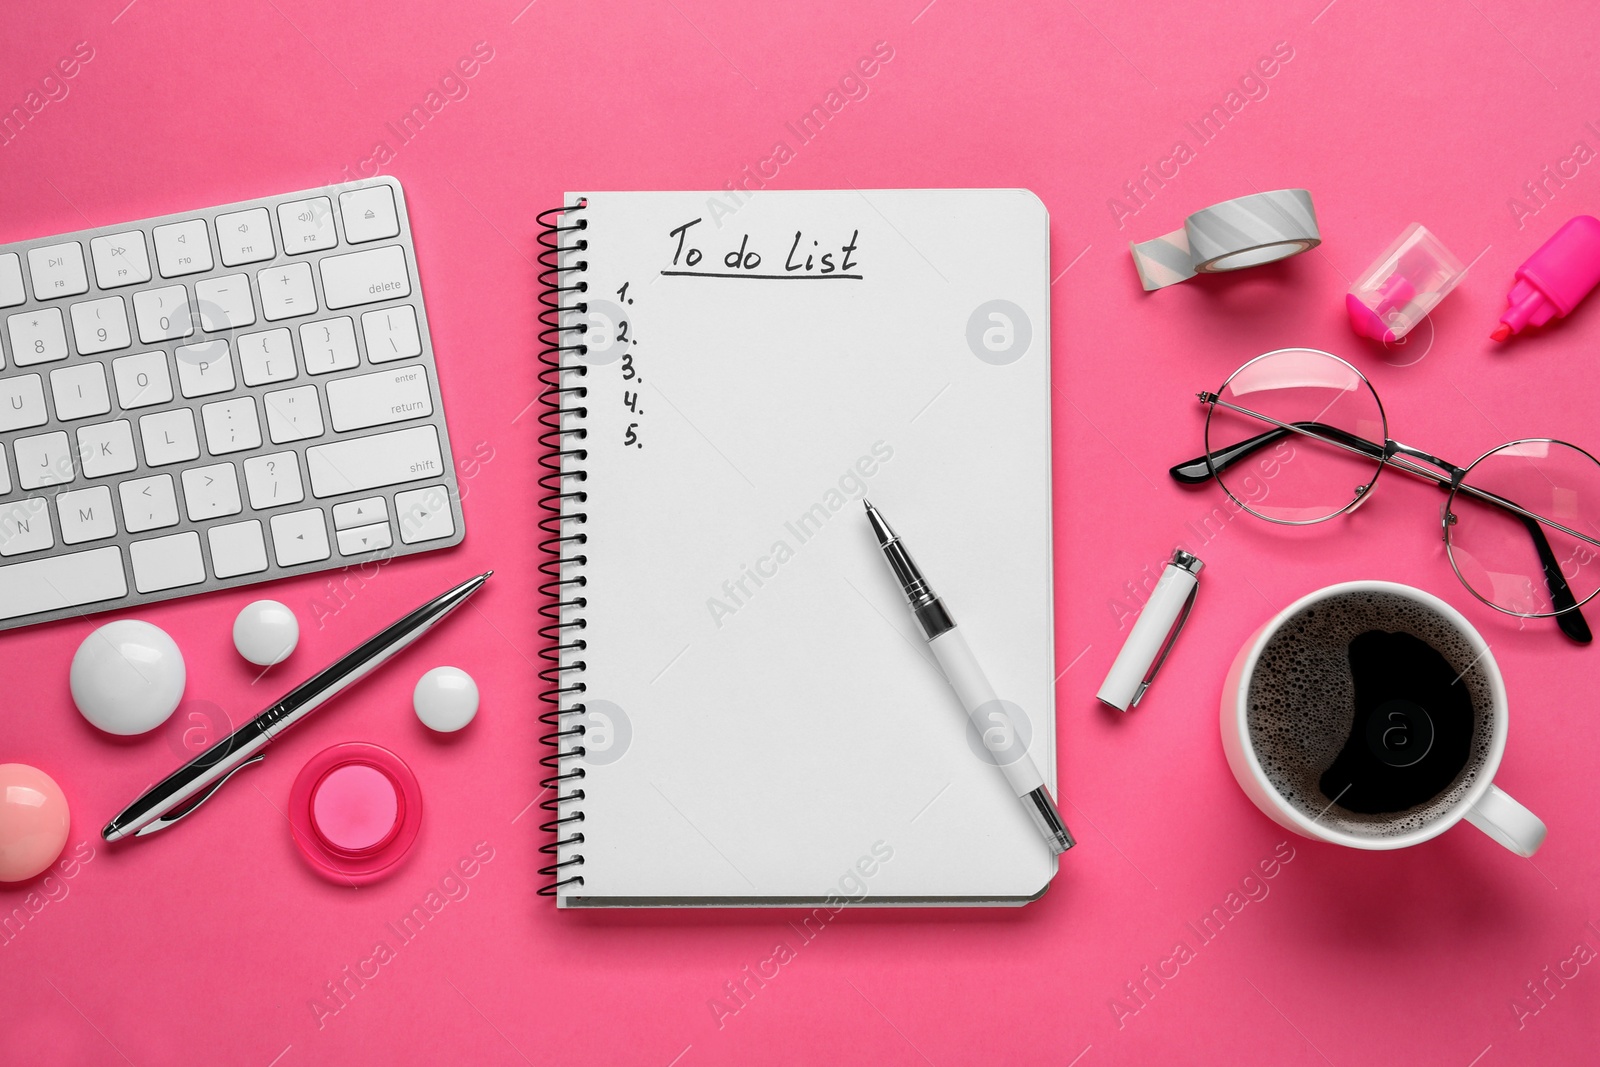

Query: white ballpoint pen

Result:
[864,501,1074,855]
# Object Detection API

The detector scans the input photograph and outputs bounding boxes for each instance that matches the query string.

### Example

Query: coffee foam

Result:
[1245,590,1496,838]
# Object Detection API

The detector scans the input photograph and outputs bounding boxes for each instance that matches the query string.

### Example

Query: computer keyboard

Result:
[0,177,465,630]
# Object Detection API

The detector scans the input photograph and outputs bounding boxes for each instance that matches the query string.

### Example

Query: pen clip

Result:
[1130,582,1200,709]
[133,754,265,837]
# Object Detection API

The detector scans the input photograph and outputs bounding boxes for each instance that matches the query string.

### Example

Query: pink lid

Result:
[311,764,401,854]
[1345,292,1397,343]
[1518,215,1600,314]
[289,743,421,885]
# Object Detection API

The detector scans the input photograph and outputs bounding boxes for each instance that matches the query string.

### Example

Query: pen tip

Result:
[863,499,874,511]
[864,501,895,546]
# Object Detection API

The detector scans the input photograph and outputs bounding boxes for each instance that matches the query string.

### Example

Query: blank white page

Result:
[555,190,1055,906]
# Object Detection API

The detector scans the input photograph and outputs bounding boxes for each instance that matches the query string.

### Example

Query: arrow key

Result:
[269,507,330,566]
[395,484,455,544]
[336,521,393,557]
[332,496,389,531]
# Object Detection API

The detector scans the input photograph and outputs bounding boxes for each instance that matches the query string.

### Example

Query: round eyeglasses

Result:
[1170,348,1600,642]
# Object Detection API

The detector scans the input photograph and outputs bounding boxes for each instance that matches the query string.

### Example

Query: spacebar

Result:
[0,545,127,620]
[306,425,443,498]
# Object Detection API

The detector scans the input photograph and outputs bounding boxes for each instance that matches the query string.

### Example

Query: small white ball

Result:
[70,620,186,735]
[233,600,299,666]
[413,666,479,732]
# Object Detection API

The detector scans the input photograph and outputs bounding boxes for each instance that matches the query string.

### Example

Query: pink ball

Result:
[0,764,71,883]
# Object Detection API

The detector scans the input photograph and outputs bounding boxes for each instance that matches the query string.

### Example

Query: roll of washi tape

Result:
[1129,189,1321,291]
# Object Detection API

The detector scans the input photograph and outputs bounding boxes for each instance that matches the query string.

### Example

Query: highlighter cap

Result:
[1346,224,1466,343]
[1517,215,1600,315]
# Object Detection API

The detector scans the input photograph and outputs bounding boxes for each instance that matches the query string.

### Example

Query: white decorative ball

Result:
[413,666,479,732]
[233,600,299,666]
[70,620,186,735]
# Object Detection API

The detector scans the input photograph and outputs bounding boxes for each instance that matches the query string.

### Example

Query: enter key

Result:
[325,366,434,432]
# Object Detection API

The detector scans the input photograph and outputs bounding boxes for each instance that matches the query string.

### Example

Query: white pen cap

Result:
[1097,549,1203,712]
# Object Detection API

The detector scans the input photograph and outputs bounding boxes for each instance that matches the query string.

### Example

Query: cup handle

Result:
[1464,784,1547,857]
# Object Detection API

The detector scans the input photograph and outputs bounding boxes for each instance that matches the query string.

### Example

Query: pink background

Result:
[4,0,1600,1063]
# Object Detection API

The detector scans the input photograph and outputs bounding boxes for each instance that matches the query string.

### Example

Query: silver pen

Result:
[103,570,491,842]
[864,502,1074,855]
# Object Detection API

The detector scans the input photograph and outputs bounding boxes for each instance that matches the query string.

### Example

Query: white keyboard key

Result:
[333,496,388,530]
[182,462,242,520]
[244,451,304,509]
[69,296,131,355]
[0,254,24,308]
[278,197,337,253]
[194,274,256,331]
[300,317,359,375]
[27,242,88,299]
[238,328,297,385]
[217,207,275,266]
[337,522,392,556]
[89,232,152,289]
[209,519,268,578]
[271,508,331,566]
[9,308,69,366]
[139,408,199,466]
[120,474,180,532]
[263,384,323,443]
[0,544,125,619]
[201,396,260,455]
[0,498,54,556]
[130,531,205,593]
[153,219,213,277]
[0,374,47,431]
[77,420,137,478]
[57,485,116,544]
[175,339,235,397]
[112,350,173,408]
[0,454,9,495]
[361,305,422,363]
[307,425,441,498]
[49,363,111,421]
[319,246,409,310]
[259,262,317,321]
[326,366,432,432]
[14,431,73,489]
[396,485,456,543]
[339,185,400,244]
[133,285,194,343]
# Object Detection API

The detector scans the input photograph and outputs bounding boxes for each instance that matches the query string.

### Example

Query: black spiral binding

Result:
[536,201,589,897]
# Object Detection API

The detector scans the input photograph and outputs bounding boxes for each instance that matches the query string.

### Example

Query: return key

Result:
[325,366,434,432]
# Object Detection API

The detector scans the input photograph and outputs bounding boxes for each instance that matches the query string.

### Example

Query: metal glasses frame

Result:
[1170,349,1600,643]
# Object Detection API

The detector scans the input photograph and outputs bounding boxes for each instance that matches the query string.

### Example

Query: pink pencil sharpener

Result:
[1346,224,1467,343]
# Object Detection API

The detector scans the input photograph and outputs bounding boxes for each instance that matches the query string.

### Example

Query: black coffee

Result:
[1316,630,1473,814]
[1246,590,1495,838]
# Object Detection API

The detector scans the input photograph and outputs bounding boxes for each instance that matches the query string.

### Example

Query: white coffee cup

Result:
[1220,580,1546,856]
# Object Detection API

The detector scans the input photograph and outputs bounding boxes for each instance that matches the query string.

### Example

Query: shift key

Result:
[319,245,411,309]
[307,425,442,497]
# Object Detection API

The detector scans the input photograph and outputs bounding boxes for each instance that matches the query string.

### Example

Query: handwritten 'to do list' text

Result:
[663,218,862,280]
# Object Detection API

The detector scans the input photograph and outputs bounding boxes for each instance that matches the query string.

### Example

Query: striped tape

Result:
[1129,189,1321,291]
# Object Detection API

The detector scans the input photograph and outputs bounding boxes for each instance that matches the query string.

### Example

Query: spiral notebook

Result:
[537,190,1057,907]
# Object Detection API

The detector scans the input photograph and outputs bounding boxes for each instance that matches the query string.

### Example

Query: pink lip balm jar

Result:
[289,743,421,885]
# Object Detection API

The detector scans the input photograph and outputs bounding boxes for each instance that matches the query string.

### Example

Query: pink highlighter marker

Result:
[1492,215,1600,342]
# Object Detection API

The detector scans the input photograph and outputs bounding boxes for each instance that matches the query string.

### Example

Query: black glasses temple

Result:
[1169,421,1383,484]
[1513,512,1592,643]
